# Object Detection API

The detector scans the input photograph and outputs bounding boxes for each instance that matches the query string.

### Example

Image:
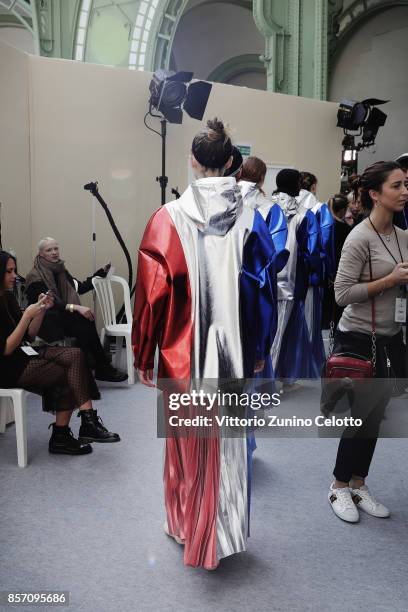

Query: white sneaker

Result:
[163,521,185,545]
[350,485,390,518]
[328,483,359,523]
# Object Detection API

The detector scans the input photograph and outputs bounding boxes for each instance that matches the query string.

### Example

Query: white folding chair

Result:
[92,275,135,384]
[0,389,31,467]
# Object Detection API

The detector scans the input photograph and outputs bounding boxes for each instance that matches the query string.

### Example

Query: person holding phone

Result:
[0,251,120,455]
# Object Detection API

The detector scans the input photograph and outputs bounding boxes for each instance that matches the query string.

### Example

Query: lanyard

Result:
[368,218,404,265]
[369,218,407,296]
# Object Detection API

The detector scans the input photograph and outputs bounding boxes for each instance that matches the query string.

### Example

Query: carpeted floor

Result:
[1,383,407,612]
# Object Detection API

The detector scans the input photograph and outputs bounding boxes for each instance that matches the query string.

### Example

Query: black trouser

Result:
[61,312,109,369]
[333,329,405,483]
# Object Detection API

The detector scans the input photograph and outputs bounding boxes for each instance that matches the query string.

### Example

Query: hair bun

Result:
[191,117,232,169]
[207,117,225,135]
[207,117,229,142]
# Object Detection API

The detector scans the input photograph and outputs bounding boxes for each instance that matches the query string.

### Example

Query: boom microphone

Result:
[84,181,97,191]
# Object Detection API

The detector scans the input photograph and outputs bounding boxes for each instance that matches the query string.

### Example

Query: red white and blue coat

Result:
[133,176,276,569]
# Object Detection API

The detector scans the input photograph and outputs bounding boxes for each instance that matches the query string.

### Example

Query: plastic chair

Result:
[0,389,31,467]
[92,275,135,384]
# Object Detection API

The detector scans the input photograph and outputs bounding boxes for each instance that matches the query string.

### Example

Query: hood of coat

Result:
[271,191,301,219]
[239,180,264,209]
[239,180,258,202]
[296,189,317,210]
[239,180,274,220]
[178,176,243,236]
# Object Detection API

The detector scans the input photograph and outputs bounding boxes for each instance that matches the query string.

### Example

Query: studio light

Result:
[337,98,388,180]
[145,69,213,205]
[149,69,212,124]
[337,100,368,131]
[337,98,388,147]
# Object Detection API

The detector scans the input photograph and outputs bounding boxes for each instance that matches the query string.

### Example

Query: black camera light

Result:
[337,98,388,135]
[146,70,213,204]
[149,70,212,124]
[362,106,387,146]
[337,100,368,131]
[337,98,388,180]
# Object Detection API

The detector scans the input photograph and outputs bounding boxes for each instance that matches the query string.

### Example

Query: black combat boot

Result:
[48,423,92,455]
[78,409,121,443]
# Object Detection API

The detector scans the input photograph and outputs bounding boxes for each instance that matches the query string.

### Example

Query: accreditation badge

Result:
[395,297,407,323]
[20,346,39,356]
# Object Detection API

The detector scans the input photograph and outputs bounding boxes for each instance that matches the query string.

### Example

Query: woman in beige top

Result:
[328,161,408,523]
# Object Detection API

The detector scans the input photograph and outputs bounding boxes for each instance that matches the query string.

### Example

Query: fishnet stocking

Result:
[17,347,91,412]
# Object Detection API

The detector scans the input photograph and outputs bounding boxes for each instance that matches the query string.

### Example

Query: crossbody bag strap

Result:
[367,246,377,372]
[328,246,377,368]
[328,300,336,357]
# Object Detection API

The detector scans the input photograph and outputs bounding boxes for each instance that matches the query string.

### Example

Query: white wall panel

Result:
[1,43,342,297]
[0,42,31,272]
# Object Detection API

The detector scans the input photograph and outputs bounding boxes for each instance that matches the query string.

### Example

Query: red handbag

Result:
[325,353,374,379]
[325,248,376,379]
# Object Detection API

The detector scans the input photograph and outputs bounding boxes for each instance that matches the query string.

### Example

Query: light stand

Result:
[91,198,97,315]
[145,70,212,205]
[157,118,168,206]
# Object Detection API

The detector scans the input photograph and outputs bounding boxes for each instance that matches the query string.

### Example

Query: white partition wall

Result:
[0,41,342,292]
[0,43,31,274]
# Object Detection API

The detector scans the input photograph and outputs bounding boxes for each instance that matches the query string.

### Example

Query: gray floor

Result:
[1,383,408,612]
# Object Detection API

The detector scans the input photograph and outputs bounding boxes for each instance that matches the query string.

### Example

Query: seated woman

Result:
[0,250,120,455]
[25,237,127,384]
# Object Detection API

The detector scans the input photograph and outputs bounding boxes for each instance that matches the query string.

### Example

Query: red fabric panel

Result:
[132,206,192,380]
[132,206,219,569]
